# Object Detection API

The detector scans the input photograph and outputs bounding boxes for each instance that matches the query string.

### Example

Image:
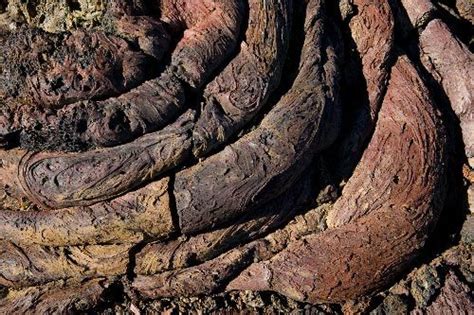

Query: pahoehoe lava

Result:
[0,0,472,313]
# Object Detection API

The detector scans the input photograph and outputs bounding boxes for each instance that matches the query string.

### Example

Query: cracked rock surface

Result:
[0,0,472,313]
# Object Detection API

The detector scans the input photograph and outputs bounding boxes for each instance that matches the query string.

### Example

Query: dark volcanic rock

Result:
[0,0,471,313]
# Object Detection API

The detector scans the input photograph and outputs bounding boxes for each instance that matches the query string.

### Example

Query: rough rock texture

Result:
[330,0,395,178]
[174,0,340,234]
[0,0,472,313]
[1,0,244,150]
[419,19,474,161]
[0,242,131,288]
[0,25,168,108]
[422,271,474,314]
[402,0,474,164]
[0,278,110,314]
[227,56,447,303]
[0,178,175,246]
[455,0,474,24]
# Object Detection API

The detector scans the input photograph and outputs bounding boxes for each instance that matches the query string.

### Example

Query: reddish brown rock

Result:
[18,111,194,209]
[417,272,474,314]
[0,0,469,311]
[227,57,447,303]
[349,0,395,120]
[0,0,245,150]
[419,19,474,161]
[331,0,395,177]
[0,27,167,108]
[400,0,474,162]
[192,0,292,156]
[160,0,245,88]
[135,173,313,275]
[400,0,437,27]
[174,0,341,234]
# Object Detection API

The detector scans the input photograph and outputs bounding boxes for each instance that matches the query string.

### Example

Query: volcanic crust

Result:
[0,0,472,313]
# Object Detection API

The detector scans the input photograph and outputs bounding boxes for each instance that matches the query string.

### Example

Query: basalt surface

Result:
[0,0,472,313]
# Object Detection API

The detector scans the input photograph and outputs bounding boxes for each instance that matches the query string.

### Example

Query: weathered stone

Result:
[0,0,469,312]
[410,266,442,308]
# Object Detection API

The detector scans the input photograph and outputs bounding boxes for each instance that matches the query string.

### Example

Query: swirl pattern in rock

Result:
[0,0,471,312]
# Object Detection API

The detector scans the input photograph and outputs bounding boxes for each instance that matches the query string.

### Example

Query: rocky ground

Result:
[0,1,472,314]
[92,166,472,314]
